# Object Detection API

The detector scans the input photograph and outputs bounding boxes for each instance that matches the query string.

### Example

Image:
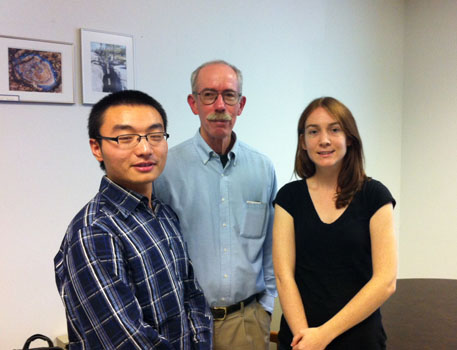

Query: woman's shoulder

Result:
[278,179,306,193]
[275,179,308,214]
[359,177,396,212]
[276,179,307,202]
[361,178,391,195]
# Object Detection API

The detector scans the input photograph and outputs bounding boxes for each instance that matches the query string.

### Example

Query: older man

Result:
[154,61,277,349]
[54,90,212,350]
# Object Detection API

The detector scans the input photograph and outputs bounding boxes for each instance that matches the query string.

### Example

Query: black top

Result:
[275,179,395,350]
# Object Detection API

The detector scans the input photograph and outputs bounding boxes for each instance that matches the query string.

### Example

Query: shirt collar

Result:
[99,176,150,218]
[192,129,239,166]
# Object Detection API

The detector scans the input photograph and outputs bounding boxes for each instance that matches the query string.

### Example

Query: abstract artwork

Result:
[0,36,74,103]
[9,48,62,93]
[81,29,134,104]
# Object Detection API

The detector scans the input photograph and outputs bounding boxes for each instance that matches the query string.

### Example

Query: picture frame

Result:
[80,29,134,104]
[0,35,74,103]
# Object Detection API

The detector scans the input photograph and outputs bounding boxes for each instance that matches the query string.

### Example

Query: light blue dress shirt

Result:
[153,130,277,312]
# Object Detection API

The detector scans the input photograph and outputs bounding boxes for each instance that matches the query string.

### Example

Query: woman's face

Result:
[302,107,349,172]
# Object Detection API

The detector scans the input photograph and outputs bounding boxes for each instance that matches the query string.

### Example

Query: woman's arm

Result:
[291,203,397,349]
[273,204,309,337]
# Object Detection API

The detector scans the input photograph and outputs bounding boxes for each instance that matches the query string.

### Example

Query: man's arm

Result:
[182,258,213,350]
[64,227,173,350]
[258,165,278,313]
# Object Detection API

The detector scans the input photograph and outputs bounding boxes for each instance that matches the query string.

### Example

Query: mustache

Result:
[207,112,232,121]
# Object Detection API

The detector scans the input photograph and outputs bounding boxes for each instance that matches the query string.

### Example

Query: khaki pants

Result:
[213,301,271,350]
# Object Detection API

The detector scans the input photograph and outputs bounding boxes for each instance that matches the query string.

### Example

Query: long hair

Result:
[294,97,368,208]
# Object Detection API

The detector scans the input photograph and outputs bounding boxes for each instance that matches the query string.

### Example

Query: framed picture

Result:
[80,29,134,104]
[0,35,74,103]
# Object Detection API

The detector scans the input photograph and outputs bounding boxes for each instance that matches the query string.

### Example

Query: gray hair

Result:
[190,60,243,94]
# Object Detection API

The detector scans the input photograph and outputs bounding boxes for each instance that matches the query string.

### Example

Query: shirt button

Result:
[223,248,228,252]
[222,223,227,227]
[221,197,225,202]
[224,274,228,278]
[221,297,225,301]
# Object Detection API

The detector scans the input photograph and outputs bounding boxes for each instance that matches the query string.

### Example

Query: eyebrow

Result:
[305,122,340,129]
[111,123,164,132]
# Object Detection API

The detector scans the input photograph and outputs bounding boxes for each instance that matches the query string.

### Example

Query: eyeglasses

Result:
[96,132,169,149]
[195,89,241,105]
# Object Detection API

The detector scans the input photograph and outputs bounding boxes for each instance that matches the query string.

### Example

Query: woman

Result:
[273,97,397,350]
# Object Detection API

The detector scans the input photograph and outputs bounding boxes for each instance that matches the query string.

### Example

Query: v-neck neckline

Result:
[302,179,350,225]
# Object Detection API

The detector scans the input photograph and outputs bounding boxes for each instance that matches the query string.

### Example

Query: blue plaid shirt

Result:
[54,176,212,350]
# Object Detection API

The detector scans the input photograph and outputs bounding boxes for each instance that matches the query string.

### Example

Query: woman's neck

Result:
[309,166,340,190]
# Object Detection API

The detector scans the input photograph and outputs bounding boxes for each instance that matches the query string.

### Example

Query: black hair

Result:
[88,90,167,170]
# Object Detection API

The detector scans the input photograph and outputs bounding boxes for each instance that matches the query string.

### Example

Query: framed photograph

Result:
[80,29,134,104]
[0,35,74,103]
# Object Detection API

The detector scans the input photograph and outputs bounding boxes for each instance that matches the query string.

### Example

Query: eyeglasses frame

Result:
[194,88,242,106]
[96,132,170,148]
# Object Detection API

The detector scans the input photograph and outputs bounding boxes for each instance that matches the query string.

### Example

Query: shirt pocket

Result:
[240,201,268,239]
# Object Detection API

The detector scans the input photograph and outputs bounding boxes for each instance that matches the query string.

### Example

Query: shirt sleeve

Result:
[274,181,298,217]
[64,227,174,350]
[258,164,278,313]
[182,257,213,350]
[157,202,213,350]
[363,179,396,217]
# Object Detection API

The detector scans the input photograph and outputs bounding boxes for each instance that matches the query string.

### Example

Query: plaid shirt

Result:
[54,177,212,350]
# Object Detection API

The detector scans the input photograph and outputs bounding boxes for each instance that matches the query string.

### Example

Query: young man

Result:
[154,61,277,349]
[54,90,212,350]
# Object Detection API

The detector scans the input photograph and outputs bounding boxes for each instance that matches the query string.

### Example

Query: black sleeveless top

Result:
[274,179,395,349]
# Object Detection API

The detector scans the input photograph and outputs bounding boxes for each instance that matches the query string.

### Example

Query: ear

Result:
[89,139,104,162]
[237,96,247,116]
[187,94,199,115]
[346,137,352,146]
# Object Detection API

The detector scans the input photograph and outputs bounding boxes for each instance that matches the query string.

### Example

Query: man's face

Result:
[187,64,246,150]
[90,104,168,197]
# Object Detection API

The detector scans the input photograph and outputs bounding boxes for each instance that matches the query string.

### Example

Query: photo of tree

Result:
[90,42,127,93]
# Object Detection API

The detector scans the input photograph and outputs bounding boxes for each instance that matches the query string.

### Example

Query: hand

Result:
[291,327,330,350]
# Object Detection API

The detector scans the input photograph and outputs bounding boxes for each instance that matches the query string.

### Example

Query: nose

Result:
[213,93,226,111]
[319,131,330,145]
[136,136,153,155]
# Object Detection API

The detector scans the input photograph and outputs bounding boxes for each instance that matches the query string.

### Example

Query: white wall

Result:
[400,0,457,278]
[0,0,452,349]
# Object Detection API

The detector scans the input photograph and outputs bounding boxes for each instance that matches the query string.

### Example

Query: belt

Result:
[211,294,257,321]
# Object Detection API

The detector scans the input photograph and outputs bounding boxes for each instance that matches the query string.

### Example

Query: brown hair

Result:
[294,97,368,208]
